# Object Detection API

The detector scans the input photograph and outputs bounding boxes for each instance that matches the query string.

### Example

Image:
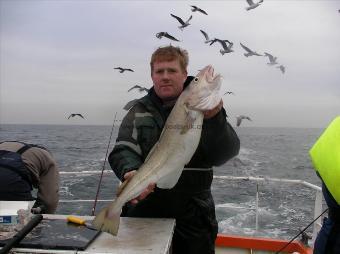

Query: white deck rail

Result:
[59,171,323,244]
[213,175,323,243]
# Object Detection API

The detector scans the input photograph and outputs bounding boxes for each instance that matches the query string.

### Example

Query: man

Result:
[0,141,59,214]
[310,116,340,254]
[109,46,240,254]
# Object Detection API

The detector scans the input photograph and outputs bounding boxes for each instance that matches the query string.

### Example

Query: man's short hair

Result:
[150,45,189,73]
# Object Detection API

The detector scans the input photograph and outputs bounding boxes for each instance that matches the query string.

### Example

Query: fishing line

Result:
[91,112,117,216]
[275,207,329,253]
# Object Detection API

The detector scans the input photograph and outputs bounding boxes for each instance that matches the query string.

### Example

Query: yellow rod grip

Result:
[67,215,86,225]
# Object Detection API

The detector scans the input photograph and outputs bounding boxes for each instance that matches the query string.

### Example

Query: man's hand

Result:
[203,100,223,119]
[123,170,156,205]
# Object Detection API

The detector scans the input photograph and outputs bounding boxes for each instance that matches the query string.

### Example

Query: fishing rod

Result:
[275,207,329,253]
[91,112,117,216]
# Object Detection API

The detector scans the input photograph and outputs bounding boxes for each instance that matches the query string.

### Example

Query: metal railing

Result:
[59,171,323,244]
[213,175,323,243]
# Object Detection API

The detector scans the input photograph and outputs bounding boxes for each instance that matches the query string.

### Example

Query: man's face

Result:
[151,59,187,101]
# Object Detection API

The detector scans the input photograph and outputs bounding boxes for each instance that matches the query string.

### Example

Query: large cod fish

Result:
[93,65,222,235]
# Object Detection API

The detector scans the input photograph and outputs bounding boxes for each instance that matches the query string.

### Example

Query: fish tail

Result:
[92,204,120,236]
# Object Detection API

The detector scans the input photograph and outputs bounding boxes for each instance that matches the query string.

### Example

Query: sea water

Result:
[0,124,324,240]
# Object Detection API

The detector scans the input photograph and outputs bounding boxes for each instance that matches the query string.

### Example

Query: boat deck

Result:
[1,213,313,254]
[2,214,175,254]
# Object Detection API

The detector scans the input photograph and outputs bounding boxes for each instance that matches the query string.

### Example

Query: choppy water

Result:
[0,124,324,240]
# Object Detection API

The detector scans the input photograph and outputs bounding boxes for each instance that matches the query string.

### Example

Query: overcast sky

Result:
[1,0,339,128]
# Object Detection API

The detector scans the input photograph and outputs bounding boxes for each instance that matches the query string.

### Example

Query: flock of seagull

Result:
[156,3,286,75]
[112,2,273,127]
[67,2,337,126]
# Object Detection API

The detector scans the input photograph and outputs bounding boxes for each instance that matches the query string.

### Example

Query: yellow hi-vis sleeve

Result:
[309,116,340,204]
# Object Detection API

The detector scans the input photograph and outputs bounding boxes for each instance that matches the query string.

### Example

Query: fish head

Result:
[184,65,222,111]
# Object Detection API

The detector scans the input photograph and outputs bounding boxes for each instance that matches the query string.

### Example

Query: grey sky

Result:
[1,0,339,128]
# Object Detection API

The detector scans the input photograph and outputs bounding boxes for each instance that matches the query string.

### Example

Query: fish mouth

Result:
[200,65,220,84]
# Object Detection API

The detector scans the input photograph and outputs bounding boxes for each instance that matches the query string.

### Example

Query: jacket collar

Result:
[138,76,195,127]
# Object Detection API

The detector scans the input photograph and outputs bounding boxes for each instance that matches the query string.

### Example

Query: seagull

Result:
[236,115,252,127]
[156,32,180,42]
[190,5,208,15]
[224,91,234,95]
[123,98,139,111]
[240,43,263,57]
[200,30,214,44]
[245,0,264,11]
[128,85,149,93]
[210,39,234,55]
[170,14,192,30]
[264,52,278,65]
[209,38,232,46]
[67,113,85,119]
[277,65,285,74]
[114,67,134,73]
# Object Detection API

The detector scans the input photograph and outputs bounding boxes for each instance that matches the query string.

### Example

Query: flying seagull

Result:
[200,30,214,44]
[210,39,234,55]
[224,91,234,95]
[264,52,278,65]
[190,5,208,15]
[277,65,285,74]
[236,115,252,127]
[245,0,264,11]
[240,43,263,57]
[67,113,85,119]
[123,98,139,111]
[209,38,232,46]
[128,85,149,93]
[170,14,192,30]
[156,32,180,42]
[114,67,134,73]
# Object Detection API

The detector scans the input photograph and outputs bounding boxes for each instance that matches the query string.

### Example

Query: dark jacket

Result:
[313,183,340,254]
[108,76,240,254]
[109,77,240,254]
[109,76,240,187]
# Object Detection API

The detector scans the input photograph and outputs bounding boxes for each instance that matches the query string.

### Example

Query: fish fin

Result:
[157,167,184,189]
[92,204,120,236]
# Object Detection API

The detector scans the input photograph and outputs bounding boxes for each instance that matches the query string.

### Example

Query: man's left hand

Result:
[122,170,155,205]
[203,100,223,119]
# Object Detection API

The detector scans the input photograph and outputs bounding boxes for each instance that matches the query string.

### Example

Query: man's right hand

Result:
[123,170,156,205]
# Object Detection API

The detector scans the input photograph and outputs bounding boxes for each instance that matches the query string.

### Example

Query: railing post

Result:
[255,182,259,233]
[312,189,323,245]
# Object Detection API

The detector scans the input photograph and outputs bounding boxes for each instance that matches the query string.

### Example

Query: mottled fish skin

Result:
[93,65,222,235]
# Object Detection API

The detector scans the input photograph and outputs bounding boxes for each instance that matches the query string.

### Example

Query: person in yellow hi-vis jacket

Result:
[309,116,340,254]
